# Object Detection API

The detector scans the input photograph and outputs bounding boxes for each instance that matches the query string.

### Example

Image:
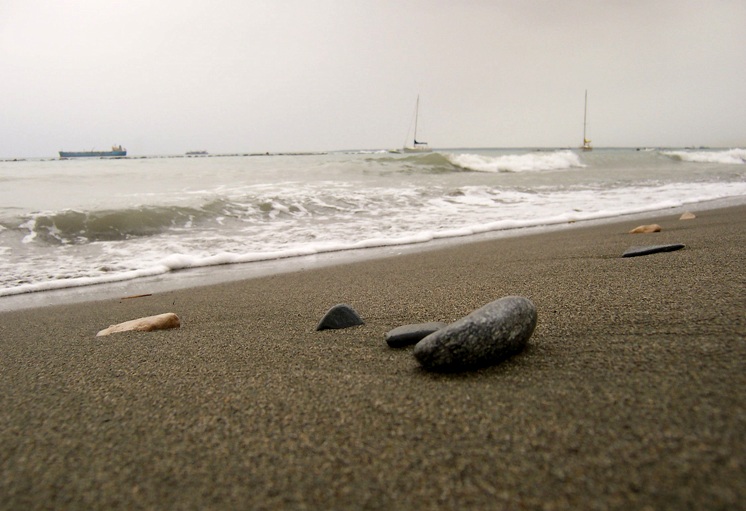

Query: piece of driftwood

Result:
[120,293,153,300]
[96,313,180,337]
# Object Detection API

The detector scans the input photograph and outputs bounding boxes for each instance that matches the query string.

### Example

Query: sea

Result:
[1,147,745,310]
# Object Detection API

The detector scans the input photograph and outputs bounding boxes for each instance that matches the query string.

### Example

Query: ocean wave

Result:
[2,149,746,302]
[13,206,208,244]
[662,148,746,164]
[445,150,584,173]
[7,189,425,245]
[3,187,742,300]
[366,152,460,173]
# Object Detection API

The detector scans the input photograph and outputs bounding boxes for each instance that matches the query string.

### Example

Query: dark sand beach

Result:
[1,205,744,510]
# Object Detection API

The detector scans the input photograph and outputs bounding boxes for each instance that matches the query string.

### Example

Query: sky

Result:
[1,0,744,157]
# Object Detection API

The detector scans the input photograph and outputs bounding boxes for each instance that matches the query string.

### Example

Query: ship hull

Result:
[401,145,432,153]
[59,150,127,158]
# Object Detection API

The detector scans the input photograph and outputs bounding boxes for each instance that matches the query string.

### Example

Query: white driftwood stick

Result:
[96,313,180,337]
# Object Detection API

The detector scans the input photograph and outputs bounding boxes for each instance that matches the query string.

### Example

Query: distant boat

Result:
[402,95,431,153]
[581,90,592,151]
[59,145,127,158]
[186,150,208,156]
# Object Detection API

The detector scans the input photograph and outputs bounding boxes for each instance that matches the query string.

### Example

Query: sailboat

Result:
[581,90,592,151]
[402,95,431,153]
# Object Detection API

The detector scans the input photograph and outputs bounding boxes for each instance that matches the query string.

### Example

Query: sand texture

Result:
[1,205,745,510]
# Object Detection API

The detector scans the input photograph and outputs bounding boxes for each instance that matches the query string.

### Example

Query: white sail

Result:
[403,95,431,153]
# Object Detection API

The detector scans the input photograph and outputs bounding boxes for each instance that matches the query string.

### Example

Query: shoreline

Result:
[2,195,744,313]
[1,200,744,509]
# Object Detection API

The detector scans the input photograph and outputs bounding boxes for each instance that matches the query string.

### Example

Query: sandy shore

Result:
[1,205,744,510]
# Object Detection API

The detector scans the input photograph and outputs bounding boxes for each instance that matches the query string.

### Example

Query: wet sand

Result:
[1,205,745,510]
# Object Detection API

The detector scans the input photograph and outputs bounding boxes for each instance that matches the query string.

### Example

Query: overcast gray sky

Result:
[1,0,744,157]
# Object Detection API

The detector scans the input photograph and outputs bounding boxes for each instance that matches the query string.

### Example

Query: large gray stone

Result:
[315,304,364,331]
[413,296,537,372]
[385,322,447,348]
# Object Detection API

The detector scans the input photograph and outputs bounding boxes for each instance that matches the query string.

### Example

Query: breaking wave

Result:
[662,148,746,164]
[445,150,584,173]
[364,150,585,174]
[13,206,208,244]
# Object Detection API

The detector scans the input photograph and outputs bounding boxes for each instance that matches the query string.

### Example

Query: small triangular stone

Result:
[622,244,685,258]
[680,211,696,220]
[385,322,448,348]
[316,304,364,331]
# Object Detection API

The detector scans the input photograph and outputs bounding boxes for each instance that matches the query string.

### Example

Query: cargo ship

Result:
[59,145,127,158]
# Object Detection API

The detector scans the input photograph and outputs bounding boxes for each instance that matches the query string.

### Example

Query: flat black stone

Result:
[315,304,364,331]
[622,244,685,258]
[385,322,448,348]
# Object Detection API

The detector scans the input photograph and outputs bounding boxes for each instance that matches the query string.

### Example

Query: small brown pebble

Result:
[629,224,662,234]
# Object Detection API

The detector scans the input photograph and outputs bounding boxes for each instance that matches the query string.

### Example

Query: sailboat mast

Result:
[583,90,588,142]
[413,95,420,144]
[581,90,592,150]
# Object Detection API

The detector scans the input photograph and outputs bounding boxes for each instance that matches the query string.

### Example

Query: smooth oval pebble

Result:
[315,304,364,331]
[413,296,537,372]
[385,322,448,348]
